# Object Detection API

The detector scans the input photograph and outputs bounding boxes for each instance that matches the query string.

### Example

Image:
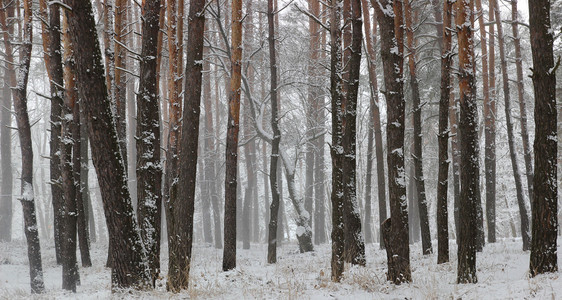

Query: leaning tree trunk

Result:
[223,0,243,272]
[432,0,452,264]
[405,0,432,255]
[63,0,150,289]
[373,0,411,284]
[455,0,480,284]
[13,0,45,293]
[136,0,162,287]
[329,0,345,282]
[529,0,558,277]
[492,0,530,251]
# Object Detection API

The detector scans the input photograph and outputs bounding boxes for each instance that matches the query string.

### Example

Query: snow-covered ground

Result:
[1,238,560,299]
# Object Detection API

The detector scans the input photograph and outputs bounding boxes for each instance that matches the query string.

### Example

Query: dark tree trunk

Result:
[267,0,282,264]
[80,112,96,243]
[373,0,411,284]
[433,0,452,264]
[405,0,431,255]
[36,0,65,263]
[136,0,163,287]
[341,0,366,266]
[63,0,150,289]
[455,0,479,284]
[529,0,558,277]
[0,0,15,243]
[485,3,497,245]
[223,0,243,272]
[329,0,345,282]
[114,0,128,168]
[492,0,530,251]
[13,0,45,293]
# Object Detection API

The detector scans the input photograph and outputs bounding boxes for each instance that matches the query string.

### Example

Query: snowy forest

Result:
[0,0,561,298]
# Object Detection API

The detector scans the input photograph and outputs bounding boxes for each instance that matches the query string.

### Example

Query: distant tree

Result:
[491,0,530,251]
[529,0,558,277]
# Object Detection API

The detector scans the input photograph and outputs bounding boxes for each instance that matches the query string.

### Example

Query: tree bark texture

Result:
[340,0,366,266]
[373,0,411,284]
[63,0,150,289]
[13,0,45,293]
[455,0,479,284]
[136,0,163,287]
[529,0,558,277]
[330,0,345,282]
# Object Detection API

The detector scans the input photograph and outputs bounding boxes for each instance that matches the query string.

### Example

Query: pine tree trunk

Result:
[475,0,495,244]
[62,13,92,268]
[455,0,479,284]
[329,0,345,282]
[114,0,128,168]
[136,0,163,287]
[405,0,432,255]
[485,0,498,246]
[492,0,530,251]
[223,0,243,271]
[511,0,534,205]
[0,0,15,243]
[373,0,411,284]
[433,0,452,264]
[529,0,558,277]
[13,1,45,293]
[36,0,64,263]
[266,0,282,264]
[202,31,215,246]
[63,0,150,289]
[341,0,365,266]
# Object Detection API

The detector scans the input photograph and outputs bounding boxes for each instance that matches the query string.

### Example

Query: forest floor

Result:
[1,237,561,299]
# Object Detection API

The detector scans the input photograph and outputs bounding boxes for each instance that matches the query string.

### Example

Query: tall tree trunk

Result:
[529,0,558,277]
[475,0,495,244]
[13,1,45,293]
[0,0,15,243]
[486,1,497,245]
[405,0,432,255]
[492,0,530,251]
[201,28,214,246]
[455,0,479,284]
[432,0,452,264]
[373,0,411,284]
[267,0,282,264]
[62,12,92,269]
[63,0,150,289]
[80,108,95,243]
[36,0,64,263]
[329,0,345,282]
[136,0,163,287]
[223,0,243,271]
[363,9,387,249]
[511,0,534,205]
[61,14,80,290]
[341,0,365,266]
